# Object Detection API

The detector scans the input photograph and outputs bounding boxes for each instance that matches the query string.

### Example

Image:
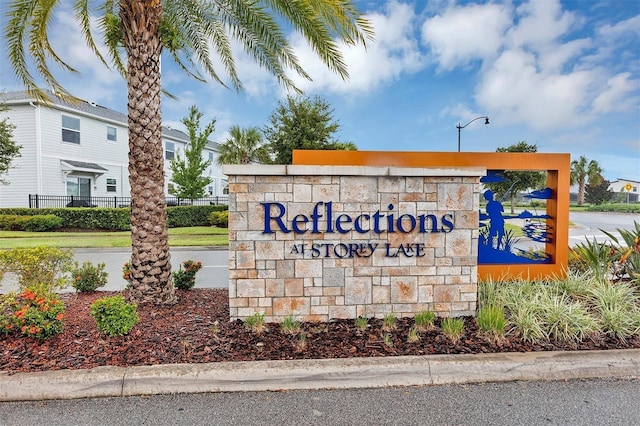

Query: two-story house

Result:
[0,90,227,208]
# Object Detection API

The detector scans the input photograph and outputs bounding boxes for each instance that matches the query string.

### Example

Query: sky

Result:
[1,0,639,182]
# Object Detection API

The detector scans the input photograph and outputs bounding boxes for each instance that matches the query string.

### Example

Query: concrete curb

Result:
[1,349,638,401]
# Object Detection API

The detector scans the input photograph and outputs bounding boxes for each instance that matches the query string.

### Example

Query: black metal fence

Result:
[28,194,229,209]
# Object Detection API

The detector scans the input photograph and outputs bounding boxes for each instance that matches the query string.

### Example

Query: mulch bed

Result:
[2,289,638,375]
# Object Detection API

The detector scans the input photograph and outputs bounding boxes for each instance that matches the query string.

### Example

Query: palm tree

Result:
[5,0,372,305]
[217,126,271,165]
[571,156,603,205]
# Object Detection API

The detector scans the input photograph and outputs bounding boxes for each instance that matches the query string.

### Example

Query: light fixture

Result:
[456,116,489,152]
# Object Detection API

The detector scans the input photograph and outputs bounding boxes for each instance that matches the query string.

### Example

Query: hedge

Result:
[0,204,228,230]
[0,214,63,231]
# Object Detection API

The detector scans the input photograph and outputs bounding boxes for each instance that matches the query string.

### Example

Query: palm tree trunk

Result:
[121,0,176,305]
[577,178,586,205]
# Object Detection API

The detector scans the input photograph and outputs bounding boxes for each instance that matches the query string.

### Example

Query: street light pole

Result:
[456,116,489,152]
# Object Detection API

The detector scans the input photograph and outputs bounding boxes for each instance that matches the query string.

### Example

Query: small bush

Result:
[244,312,266,334]
[476,305,506,337]
[167,205,227,228]
[441,317,465,342]
[70,261,108,292]
[0,214,63,232]
[1,287,65,339]
[280,315,301,335]
[382,313,397,331]
[413,310,436,331]
[90,295,139,337]
[407,326,420,343]
[172,260,202,290]
[208,211,229,228]
[0,246,73,293]
[355,316,368,331]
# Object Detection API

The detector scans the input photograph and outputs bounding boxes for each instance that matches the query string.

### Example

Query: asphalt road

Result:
[1,378,639,425]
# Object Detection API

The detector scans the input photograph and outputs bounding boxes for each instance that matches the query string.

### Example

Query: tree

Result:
[169,106,214,199]
[0,103,21,184]
[484,142,546,214]
[571,155,603,205]
[264,95,357,164]
[6,0,372,305]
[217,126,271,165]
[585,179,613,205]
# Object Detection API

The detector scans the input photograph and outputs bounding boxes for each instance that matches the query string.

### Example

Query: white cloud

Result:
[597,15,640,39]
[506,0,576,51]
[286,0,425,94]
[419,0,638,133]
[47,10,123,104]
[592,72,640,113]
[421,2,512,70]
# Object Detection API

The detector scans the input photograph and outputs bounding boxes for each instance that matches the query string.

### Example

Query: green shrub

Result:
[382,313,397,331]
[23,214,63,231]
[0,214,62,231]
[413,310,436,331]
[172,260,202,290]
[586,203,640,214]
[0,205,229,230]
[1,287,66,338]
[441,317,465,342]
[476,305,506,336]
[0,246,73,293]
[588,281,640,341]
[167,205,227,228]
[0,207,130,230]
[208,211,229,228]
[280,315,301,335]
[90,295,139,337]
[244,312,266,334]
[70,261,108,292]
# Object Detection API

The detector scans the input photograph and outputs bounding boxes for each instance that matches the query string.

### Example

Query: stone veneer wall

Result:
[223,165,484,322]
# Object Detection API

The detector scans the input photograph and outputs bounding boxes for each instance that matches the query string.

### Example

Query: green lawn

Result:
[0,227,229,249]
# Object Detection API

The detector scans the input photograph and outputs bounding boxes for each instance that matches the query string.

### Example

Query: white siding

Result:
[1,94,227,207]
[0,105,38,207]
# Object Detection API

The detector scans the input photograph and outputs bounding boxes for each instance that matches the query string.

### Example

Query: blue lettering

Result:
[441,214,455,233]
[262,202,289,233]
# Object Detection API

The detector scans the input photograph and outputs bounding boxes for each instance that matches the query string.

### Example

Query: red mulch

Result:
[2,289,638,375]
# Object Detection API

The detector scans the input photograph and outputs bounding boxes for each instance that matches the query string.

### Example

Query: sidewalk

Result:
[1,349,639,401]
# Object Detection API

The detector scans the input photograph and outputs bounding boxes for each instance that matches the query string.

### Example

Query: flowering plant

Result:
[172,260,203,290]
[1,287,65,338]
[71,261,108,292]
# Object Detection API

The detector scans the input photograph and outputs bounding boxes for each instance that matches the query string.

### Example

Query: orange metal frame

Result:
[293,150,571,281]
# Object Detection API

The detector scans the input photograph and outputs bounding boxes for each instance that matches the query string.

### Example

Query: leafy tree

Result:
[0,103,21,184]
[6,0,372,305]
[264,95,357,164]
[484,142,546,213]
[169,106,214,199]
[585,179,613,205]
[217,126,271,165]
[571,155,603,206]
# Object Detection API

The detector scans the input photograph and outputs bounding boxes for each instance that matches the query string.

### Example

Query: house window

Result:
[66,177,91,196]
[208,152,214,162]
[634,187,637,192]
[165,142,175,160]
[107,126,117,141]
[208,186,213,195]
[62,115,80,144]
[222,179,229,195]
[106,178,117,192]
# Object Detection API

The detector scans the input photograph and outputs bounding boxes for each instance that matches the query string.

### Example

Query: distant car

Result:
[66,199,97,208]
